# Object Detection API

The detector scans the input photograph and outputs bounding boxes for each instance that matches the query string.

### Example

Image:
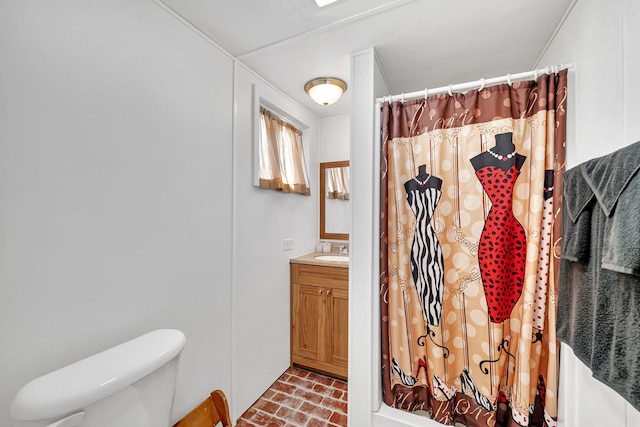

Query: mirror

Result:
[320,161,350,240]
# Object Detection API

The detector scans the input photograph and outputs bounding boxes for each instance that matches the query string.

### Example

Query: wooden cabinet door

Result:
[291,283,325,362]
[326,287,349,375]
[290,262,348,379]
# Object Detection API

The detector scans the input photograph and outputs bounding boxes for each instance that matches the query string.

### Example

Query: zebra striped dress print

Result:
[404,171,445,327]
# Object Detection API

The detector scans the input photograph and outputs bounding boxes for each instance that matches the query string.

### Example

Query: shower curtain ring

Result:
[478,78,485,91]
[401,93,405,103]
[448,84,453,96]
[534,69,539,80]
[506,73,512,86]
[425,88,428,100]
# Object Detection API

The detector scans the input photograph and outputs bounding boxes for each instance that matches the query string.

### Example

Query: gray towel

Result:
[557,141,640,411]
[560,165,594,263]
[581,141,640,275]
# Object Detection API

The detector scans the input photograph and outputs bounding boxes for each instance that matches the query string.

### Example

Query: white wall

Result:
[319,114,351,163]
[319,115,351,237]
[539,0,640,426]
[232,65,318,418]
[622,0,640,144]
[349,48,378,427]
[0,1,234,425]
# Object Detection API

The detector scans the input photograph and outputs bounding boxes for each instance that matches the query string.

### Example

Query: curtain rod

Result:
[375,63,573,104]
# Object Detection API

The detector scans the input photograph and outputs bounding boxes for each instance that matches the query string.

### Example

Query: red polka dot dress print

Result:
[475,165,527,323]
[533,179,554,330]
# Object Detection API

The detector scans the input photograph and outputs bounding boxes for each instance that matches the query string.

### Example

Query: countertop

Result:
[290,252,349,268]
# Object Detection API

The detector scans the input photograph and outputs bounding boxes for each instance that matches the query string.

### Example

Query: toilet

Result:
[11,329,186,427]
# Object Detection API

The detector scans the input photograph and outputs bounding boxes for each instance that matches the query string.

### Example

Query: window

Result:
[257,106,310,195]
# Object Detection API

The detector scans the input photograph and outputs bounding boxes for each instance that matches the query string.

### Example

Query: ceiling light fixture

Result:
[314,0,340,7]
[304,78,347,106]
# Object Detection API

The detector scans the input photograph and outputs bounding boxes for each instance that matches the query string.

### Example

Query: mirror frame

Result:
[320,160,350,241]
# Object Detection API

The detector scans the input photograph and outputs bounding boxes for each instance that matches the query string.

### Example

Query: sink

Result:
[314,255,349,262]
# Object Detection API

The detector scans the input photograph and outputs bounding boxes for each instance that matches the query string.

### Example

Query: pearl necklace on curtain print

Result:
[486,148,516,161]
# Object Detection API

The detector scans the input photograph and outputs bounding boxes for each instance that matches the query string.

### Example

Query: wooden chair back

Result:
[173,390,232,427]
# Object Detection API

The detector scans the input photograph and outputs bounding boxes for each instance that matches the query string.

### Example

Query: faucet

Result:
[339,245,348,254]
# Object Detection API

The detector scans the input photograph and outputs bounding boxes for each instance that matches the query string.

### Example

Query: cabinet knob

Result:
[327,290,331,296]
[319,289,323,295]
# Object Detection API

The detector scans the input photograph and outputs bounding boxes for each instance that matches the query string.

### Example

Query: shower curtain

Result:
[380,70,567,427]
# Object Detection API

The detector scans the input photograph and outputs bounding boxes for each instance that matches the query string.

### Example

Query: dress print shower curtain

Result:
[380,70,567,427]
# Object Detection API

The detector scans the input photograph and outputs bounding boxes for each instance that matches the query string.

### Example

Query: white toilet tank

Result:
[11,329,186,427]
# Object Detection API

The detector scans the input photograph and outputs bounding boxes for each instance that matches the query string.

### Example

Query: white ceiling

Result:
[158,0,573,118]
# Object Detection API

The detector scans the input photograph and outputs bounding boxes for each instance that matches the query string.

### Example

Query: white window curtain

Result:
[258,106,310,195]
[327,166,350,200]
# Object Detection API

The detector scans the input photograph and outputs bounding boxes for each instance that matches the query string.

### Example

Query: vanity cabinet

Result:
[290,261,348,380]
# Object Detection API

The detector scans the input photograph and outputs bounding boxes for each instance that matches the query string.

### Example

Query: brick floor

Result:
[236,367,348,427]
